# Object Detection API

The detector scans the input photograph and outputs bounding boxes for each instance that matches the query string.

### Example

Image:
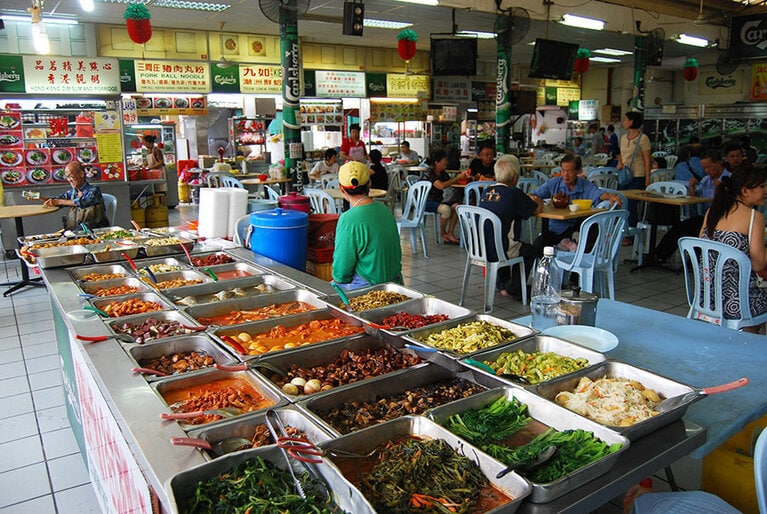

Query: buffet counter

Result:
[40,245,709,514]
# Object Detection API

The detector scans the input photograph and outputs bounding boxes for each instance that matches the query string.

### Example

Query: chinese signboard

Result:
[578,99,599,121]
[240,65,282,94]
[134,60,210,93]
[22,56,120,95]
[433,78,471,102]
[386,74,430,98]
[314,70,366,97]
[370,101,426,122]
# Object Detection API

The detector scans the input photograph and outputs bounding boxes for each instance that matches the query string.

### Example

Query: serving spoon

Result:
[464,358,531,385]
[654,377,749,413]
[496,444,558,479]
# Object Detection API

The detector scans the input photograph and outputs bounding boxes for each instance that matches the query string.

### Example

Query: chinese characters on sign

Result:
[134,60,210,93]
[433,78,471,102]
[315,71,366,98]
[370,101,426,122]
[240,65,282,94]
[386,75,430,98]
[122,98,138,125]
[22,56,120,95]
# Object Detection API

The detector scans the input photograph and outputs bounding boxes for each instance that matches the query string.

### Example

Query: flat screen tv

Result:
[528,38,579,81]
[430,36,478,76]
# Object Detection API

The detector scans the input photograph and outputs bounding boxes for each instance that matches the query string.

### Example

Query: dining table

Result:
[535,202,605,235]
[238,177,293,195]
[514,299,767,513]
[621,189,711,272]
[0,204,60,296]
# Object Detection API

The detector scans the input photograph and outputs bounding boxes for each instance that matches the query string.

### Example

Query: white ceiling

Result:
[0,0,749,71]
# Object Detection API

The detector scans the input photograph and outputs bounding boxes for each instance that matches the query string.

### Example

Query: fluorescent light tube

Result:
[456,30,495,39]
[393,0,438,6]
[677,34,708,47]
[364,19,412,29]
[2,14,78,25]
[591,56,621,63]
[560,14,604,31]
[593,48,632,56]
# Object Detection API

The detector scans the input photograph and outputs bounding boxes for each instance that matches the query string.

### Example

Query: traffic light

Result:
[343,1,364,37]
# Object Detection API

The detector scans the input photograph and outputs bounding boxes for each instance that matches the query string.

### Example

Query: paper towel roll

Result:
[198,189,229,239]
[224,187,249,239]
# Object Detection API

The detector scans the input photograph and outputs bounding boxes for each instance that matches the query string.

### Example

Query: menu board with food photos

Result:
[0,109,124,186]
[299,101,343,126]
[135,95,207,115]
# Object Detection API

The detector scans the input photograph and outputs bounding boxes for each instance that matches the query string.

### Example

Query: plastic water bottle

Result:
[530,246,562,331]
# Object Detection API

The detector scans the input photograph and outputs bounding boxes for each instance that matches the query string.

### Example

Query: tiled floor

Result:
[0,203,701,513]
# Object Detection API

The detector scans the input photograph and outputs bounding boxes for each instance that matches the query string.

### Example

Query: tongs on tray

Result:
[264,409,329,500]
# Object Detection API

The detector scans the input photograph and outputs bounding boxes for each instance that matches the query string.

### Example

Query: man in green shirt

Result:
[332,161,402,290]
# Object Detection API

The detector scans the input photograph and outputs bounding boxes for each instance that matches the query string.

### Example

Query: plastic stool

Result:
[632,491,740,514]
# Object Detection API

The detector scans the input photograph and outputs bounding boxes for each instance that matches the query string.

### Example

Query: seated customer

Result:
[700,166,767,333]
[332,161,402,291]
[529,154,622,255]
[420,150,470,244]
[39,162,109,230]
[368,149,388,191]
[308,148,339,182]
[479,155,541,299]
[398,140,420,165]
[468,143,496,181]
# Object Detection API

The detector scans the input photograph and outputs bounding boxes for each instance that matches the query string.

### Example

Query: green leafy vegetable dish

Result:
[1,151,21,166]
[0,135,20,145]
[0,115,20,129]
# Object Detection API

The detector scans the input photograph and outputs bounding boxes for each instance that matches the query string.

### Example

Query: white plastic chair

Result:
[589,174,619,190]
[221,175,244,188]
[396,181,432,258]
[592,153,609,166]
[665,155,679,168]
[375,168,402,212]
[323,178,339,189]
[517,178,541,243]
[456,205,527,312]
[678,236,767,330]
[207,172,233,188]
[633,181,689,264]
[102,193,117,225]
[264,185,280,201]
[232,214,251,248]
[304,188,337,214]
[652,150,668,158]
[320,174,338,189]
[554,210,629,299]
[650,168,676,183]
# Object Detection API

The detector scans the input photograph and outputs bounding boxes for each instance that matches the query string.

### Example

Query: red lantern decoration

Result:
[683,57,699,82]
[573,48,591,74]
[124,3,152,45]
[396,29,418,63]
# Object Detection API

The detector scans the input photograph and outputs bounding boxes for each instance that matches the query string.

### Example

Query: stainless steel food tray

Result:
[162,274,296,306]
[187,405,334,460]
[91,291,175,318]
[186,251,239,267]
[127,334,235,382]
[535,360,696,441]
[78,276,149,297]
[212,309,364,362]
[463,335,607,389]
[134,256,190,274]
[28,244,89,268]
[86,241,141,263]
[324,282,425,314]
[183,289,328,327]
[298,363,503,437]
[140,236,196,257]
[69,263,130,282]
[107,310,204,345]
[358,296,473,333]
[154,369,285,431]
[143,226,198,241]
[168,444,367,513]
[253,334,426,402]
[202,262,262,280]
[141,269,210,290]
[318,415,532,513]
[403,314,537,358]
[427,387,629,503]
[92,225,128,236]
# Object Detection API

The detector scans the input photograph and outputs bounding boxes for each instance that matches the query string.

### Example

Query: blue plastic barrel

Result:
[249,208,308,270]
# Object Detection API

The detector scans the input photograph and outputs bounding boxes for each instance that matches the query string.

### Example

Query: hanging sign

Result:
[433,78,471,102]
[366,73,387,98]
[134,95,207,115]
[0,55,25,93]
[699,70,743,95]
[578,99,599,121]
[210,65,239,93]
[730,14,767,60]
[134,60,210,93]
[370,101,426,122]
[749,63,767,100]
[386,74,430,98]
[22,56,120,95]
[240,65,282,94]
[122,98,138,125]
[314,71,366,97]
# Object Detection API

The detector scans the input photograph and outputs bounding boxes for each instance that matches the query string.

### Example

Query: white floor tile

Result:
[32,385,65,411]
[54,483,101,513]
[0,391,33,419]
[0,435,45,473]
[35,405,70,434]
[0,347,23,363]
[22,341,58,359]
[0,360,26,380]
[0,462,51,508]
[0,335,21,352]
[27,369,62,391]
[0,494,56,514]
[24,354,60,375]
[47,453,90,492]
[41,427,80,460]
[0,375,31,398]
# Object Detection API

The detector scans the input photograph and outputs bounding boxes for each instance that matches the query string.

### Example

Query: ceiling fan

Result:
[692,0,728,26]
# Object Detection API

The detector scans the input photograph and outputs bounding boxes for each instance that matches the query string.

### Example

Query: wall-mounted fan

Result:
[259,0,311,23]
[494,6,530,48]
[716,50,738,75]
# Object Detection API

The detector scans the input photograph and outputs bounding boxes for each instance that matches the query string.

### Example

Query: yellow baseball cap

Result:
[339,161,370,189]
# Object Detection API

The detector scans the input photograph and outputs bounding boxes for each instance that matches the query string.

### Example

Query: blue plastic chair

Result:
[304,188,337,214]
[396,181,432,258]
[755,427,767,513]
[632,491,739,513]
[456,205,527,312]
[678,236,767,330]
[101,193,117,225]
[554,209,629,299]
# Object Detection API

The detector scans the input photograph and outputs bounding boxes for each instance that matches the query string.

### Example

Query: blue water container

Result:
[249,208,308,270]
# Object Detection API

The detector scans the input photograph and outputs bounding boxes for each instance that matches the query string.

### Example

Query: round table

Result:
[0,204,60,296]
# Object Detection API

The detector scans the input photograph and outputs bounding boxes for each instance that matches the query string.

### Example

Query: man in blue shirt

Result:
[42,161,109,230]
[529,154,622,255]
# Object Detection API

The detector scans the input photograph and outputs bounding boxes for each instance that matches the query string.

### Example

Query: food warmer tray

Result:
[133,256,190,272]
[324,282,426,315]
[127,334,236,382]
[168,444,367,513]
[78,276,150,297]
[106,310,206,345]
[318,415,532,513]
[402,314,537,359]
[90,291,176,318]
[462,335,607,390]
[535,360,696,441]
[251,334,427,402]
[162,274,296,306]
[141,269,211,290]
[23,245,89,268]
[357,296,474,338]
[199,261,263,280]
[212,309,364,362]
[69,263,131,282]
[86,241,141,263]
[153,369,286,431]
[427,387,629,503]
[140,236,196,257]
[183,289,328,326]
[186,405,335,461]
[185,251,238,267]
[142,226,198,241]
[297,362,504,437]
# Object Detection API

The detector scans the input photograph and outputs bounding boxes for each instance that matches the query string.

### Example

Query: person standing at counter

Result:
[143,135,164,171]
[38,161,109,230]
[340,123,368,164]
[332,161,402,291]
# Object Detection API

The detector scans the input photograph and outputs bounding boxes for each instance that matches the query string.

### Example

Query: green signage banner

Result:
[545,87,558,105]
[118,59,136,93]
[211,64,240,93]
[303,70,315,97]
[0,55,26,93]
[568,100,580,120]
[366,73,387,97]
